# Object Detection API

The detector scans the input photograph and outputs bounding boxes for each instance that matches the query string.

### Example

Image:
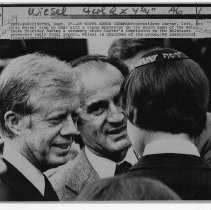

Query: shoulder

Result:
[0,160,11,201]
[45,150,99,201]
[45,150,90,187]
[196,112,211,166]
[45,160,76,180]
[0,176,14,201]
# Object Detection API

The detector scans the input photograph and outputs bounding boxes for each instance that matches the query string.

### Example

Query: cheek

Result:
[34,128,61,152]
[32,134,49,155]
[78,114,106,137]
[22,132,48,162]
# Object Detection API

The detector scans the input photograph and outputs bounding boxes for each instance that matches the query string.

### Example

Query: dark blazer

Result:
[195,112,211,167]
[124,153,211,200]
[0,158,46,201]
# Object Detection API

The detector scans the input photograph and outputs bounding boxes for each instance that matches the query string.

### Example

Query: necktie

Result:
[115,161,132,175]
[43,175,59,201]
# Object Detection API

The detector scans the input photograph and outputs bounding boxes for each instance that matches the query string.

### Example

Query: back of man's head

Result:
[121,48,209,138]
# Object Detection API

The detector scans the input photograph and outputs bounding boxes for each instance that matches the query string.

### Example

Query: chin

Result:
[109,143,130,156]
[116,139,131,150]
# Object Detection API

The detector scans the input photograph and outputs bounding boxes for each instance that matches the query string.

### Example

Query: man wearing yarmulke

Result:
[114,48,211,200]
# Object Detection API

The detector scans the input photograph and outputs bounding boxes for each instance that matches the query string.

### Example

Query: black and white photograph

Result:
[0,4,211,204]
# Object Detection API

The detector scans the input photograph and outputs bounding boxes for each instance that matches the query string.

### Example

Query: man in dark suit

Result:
[88,48,211,200]
[0,53,81,201]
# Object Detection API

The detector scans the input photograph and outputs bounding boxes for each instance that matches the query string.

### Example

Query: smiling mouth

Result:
[52,142,71,149]
[106,126,126,135]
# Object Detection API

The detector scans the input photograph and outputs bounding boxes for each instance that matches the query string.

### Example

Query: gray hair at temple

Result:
[0,53,81,137]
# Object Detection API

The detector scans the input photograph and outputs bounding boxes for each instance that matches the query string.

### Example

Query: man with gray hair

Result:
[0,53,81,201]
[47,55,137,201]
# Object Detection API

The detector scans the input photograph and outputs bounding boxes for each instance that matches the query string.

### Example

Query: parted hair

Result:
[0,53,80,137]
[121,48,209,138]
[82,176,180,200]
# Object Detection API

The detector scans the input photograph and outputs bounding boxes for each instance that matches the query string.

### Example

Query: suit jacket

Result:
[196,112,211,167]
[0,158,45,201]
[47,149,99,201]
[124,153,211,200]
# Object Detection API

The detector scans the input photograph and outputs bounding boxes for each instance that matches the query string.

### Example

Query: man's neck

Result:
[145,132,193,145]
[142,132,200,157]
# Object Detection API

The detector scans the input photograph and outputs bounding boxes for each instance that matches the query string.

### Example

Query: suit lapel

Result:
[2,158,44,201]
[64,149,99,195]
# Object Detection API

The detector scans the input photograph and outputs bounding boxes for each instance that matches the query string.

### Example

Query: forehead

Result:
[34,96,80,115]
[82,64,123,92]
[81,64,124,104]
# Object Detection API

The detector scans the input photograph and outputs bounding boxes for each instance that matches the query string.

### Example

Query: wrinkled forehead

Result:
[81,64,124,93]
[33,95,80,116]
[29,82,81,114]
[80,66,123,105]
[85,85,121,107]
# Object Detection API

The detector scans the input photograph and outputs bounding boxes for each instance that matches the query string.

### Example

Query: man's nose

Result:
[107,103,125,124]
[60,115,79,136]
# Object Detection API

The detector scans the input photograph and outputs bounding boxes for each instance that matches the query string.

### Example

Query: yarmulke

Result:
[134,48,189,69]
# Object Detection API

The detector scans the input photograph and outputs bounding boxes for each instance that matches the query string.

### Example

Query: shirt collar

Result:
[85,146,137,178]
[3,141,45,195]
[122,146,137,165]
[143,135,200,157]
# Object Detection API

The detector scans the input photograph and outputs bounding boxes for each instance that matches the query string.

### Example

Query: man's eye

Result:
[48,115,66,125]
[114,95,121,106]
[87,102,107,116]
[49,118,63,125]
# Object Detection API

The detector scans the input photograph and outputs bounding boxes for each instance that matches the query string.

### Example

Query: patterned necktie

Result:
[115,161,132,175]
[43,175,59,201]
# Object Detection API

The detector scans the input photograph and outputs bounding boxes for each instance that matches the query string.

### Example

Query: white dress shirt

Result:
[85,146,137,178]
[3,141,45,195]
[143,134,200,157]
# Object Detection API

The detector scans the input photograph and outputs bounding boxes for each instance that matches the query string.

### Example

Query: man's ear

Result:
[4,111,24,135]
